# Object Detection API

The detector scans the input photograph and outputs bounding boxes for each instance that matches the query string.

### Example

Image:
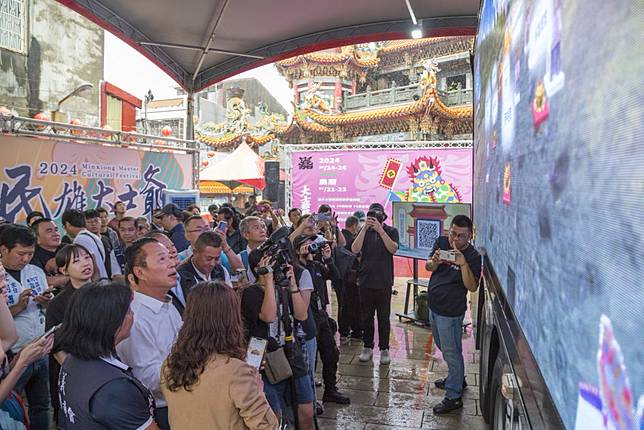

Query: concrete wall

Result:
[0,0,103,124]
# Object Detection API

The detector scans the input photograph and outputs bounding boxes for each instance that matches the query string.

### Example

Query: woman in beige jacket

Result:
[161,281,278,429]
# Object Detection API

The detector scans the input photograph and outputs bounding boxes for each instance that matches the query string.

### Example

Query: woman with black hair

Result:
[56,280,159,429]
[45,243,99,422]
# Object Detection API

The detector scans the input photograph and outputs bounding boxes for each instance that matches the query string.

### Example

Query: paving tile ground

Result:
[315,278,488,430]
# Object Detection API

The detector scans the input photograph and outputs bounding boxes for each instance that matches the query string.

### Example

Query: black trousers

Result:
[315,312,340,390]
[334,280,349,336]
[340,280,362,336]
[361,286,391,350]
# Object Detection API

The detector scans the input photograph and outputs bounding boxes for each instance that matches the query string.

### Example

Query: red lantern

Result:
[34,112,50,121]
[201,160,209,167]
[207,151,215,158]
[161,126,173,136]
[33,112,50,131]
[69,118,82,136]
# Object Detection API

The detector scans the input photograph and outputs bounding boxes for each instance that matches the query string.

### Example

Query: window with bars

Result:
[0,0,27,53]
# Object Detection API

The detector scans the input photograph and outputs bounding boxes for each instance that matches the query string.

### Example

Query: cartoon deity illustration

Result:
[303,82,332,114]
[225,89,251,134]
[392,156,462,203]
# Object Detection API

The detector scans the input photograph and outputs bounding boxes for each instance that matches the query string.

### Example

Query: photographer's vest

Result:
[5,264,47,352]
[58,356,154,429]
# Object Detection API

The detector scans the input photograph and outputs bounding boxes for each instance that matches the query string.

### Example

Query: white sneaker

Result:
[358,347,373,362]
[380,349,391,365]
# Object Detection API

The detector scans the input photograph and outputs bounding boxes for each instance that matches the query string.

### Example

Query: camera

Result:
[312,212,332,223]
[438,249,456,262]
[307,235,332,260]
[366,209,384,223]
[255,226,293,285]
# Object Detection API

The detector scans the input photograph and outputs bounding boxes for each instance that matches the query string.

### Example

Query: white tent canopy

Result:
[200,142,266,189]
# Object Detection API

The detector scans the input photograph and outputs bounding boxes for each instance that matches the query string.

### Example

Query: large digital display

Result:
[474,0,643,428]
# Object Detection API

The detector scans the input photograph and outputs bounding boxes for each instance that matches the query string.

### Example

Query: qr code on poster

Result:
[416,219,441,250]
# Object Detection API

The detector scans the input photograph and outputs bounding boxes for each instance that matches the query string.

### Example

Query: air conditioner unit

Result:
[163,189,199,209]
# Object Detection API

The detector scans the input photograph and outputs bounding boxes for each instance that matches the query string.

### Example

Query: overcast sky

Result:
[103,32,294,114]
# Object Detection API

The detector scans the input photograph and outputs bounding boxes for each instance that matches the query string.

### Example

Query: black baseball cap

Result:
[293,234,316,251]
[368,203,387,220]
[160,203,183,218]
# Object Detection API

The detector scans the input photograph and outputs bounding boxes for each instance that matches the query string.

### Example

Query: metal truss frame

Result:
[281,139,472,210]
[0,114,201,189]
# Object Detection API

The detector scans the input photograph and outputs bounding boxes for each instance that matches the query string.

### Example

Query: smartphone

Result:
[245,337,268,369]
[41,323,61,340]
[438,249,456,262]
[217,220,228,231]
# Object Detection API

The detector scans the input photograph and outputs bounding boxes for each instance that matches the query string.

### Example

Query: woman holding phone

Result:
[45,243,99,422]
[162,281,277,429]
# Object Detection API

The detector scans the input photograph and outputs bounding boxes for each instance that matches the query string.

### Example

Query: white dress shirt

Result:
[116,291,182,408]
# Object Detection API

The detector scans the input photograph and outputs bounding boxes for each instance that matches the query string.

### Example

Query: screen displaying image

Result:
[392,202,471,259]
[474,0,643,428]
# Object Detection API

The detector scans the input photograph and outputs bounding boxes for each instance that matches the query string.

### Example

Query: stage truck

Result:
[472,0,642,429]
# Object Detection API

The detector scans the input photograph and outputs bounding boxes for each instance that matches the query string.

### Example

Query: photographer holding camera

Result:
[240,237,315,429]
[351,203,399,365]
[294,234,350,405]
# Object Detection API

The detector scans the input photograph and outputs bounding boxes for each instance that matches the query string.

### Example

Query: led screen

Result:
[474,0,643,427]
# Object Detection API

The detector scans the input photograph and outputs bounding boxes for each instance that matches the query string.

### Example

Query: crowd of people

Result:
[0,195,480,429]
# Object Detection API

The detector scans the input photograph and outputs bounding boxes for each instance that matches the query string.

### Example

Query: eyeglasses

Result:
[448,230,471,241]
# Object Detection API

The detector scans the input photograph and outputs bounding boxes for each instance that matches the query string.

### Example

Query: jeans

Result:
[431,311,465,400]
[361,287,391,350]
[305,337,317,404]
[14,356,51,430]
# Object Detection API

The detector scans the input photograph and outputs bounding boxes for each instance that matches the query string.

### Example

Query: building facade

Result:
[0,0,104,124]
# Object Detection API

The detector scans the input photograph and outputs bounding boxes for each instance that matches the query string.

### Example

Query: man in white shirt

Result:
[115,237,182,430]
[61,209,122,280]
[0,224,52,429]
[238,216,268,284]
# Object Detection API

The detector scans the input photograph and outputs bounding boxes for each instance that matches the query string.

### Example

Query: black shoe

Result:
[434,377,467,390]
[322,388,351,404]
[432,397,463,414]
[316,401,324,415]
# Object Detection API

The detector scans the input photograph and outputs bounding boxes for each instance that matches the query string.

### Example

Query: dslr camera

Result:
[366,209,385,223]
[255,226,293,286]
[306,234,332,261]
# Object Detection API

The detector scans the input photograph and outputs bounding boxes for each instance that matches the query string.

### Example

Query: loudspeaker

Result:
[264,161,280,203]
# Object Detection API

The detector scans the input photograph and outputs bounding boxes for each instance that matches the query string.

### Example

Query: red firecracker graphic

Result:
[379,158,402,190]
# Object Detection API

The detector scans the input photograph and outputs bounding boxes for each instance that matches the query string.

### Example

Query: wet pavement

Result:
[317,278,488,430]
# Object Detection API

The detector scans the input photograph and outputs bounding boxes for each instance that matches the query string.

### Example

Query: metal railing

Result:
[343,84,472,110]
[0,113,199,153]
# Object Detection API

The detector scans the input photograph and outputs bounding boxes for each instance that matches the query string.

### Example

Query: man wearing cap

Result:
[150,208,165,232]
[159,204,190,252]
[352,210,366,231]
[351,203,399,365]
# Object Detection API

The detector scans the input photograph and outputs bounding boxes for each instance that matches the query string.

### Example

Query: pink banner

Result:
[291,147,472,222]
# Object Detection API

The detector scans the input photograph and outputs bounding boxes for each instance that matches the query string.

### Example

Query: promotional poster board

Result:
[392,202,471,259]
[290,147,472,222]
[0,136,193,223]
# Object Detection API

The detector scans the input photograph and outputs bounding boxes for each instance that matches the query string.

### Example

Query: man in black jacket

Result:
[294,234,350,405]
[176,232,231,300]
